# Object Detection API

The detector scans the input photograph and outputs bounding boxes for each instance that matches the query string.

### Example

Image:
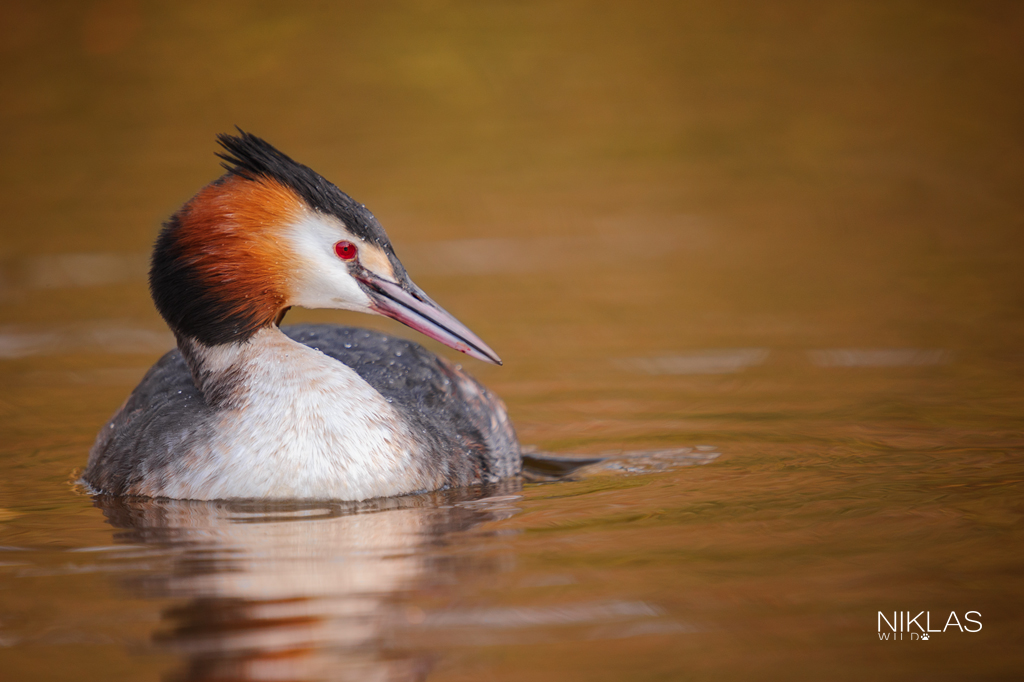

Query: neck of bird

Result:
[176,326,278,409]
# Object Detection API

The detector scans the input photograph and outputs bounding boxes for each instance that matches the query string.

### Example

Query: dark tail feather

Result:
[521,449,606,481]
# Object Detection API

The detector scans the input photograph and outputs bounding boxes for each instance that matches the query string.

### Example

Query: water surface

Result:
[1,2,1022,680]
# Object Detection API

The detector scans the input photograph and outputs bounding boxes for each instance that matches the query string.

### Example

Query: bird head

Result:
[149,130,501,364]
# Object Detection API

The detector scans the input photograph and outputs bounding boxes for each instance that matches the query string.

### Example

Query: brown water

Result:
[1,2,1023,680]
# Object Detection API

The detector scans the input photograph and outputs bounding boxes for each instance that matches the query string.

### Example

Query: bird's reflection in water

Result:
[94,482,522,682]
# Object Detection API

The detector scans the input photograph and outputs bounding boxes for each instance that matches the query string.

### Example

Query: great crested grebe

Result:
[83,131,520,501]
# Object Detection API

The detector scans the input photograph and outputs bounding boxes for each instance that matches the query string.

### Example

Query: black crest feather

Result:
[215,129,391,249]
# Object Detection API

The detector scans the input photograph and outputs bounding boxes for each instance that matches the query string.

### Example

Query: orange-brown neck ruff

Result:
[150,175,304,346]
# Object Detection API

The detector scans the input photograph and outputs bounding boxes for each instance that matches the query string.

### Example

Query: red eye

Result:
[334,240,358,260]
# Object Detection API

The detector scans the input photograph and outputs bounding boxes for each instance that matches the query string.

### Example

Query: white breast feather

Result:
[154,328,437,500]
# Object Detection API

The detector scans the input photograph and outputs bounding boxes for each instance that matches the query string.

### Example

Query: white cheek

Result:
[284,214,374,312]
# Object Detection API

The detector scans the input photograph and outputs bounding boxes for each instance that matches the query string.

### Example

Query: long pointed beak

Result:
[357,273,502,365]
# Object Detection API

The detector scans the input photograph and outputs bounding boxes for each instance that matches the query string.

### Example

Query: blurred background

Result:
[0,1,1022,680]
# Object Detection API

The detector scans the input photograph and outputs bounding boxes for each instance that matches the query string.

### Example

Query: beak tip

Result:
[468,346,502,366]
[477,345,503,366]
[361,274,505,367]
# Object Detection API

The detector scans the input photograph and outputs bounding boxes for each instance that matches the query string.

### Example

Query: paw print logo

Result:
[921,633,930,641]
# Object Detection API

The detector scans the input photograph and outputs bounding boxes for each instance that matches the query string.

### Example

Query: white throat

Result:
[153,327,439,501]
